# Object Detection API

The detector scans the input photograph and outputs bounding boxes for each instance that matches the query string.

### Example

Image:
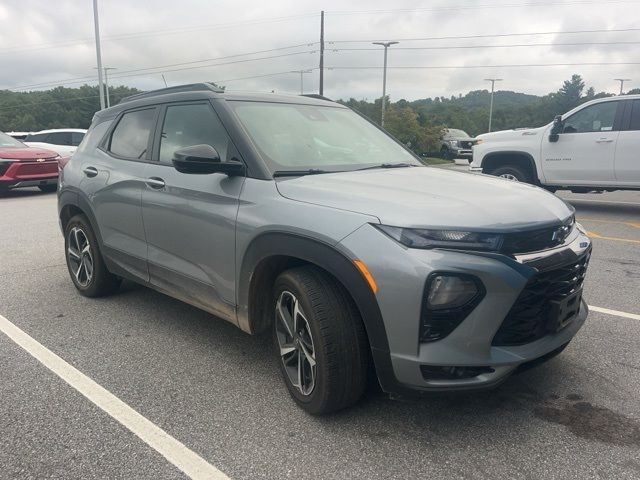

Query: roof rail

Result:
[300,94,334,102]
[119,83,224,104]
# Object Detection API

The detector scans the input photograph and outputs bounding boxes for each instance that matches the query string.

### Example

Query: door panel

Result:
[82,108,157,282]
[615,100,640,185]
[141,102,244,322]
[541,101,620,185]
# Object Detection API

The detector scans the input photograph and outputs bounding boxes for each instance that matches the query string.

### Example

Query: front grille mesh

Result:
[14,161,58,177]
[492,250,590,346]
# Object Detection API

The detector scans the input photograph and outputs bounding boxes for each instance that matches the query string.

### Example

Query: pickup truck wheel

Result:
[490,165,532,183]
[272,266,369,415]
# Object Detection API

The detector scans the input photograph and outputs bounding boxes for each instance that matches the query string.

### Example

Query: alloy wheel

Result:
[67,226,94,287]
[499,173,519,181]
[275,291,317,396]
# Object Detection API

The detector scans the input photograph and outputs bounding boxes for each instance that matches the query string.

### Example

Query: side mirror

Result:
[549,115,564,142]
[172,144,245,176]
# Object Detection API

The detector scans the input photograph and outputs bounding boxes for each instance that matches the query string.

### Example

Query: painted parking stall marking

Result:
[0,314,229,480]
[589,305,640,321]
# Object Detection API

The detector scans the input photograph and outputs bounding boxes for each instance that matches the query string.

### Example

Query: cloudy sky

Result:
[0,0,638,100]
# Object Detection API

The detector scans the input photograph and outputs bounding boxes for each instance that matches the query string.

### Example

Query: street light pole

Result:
[484,78,502,132]
[372,41,399,127]
[614,78,631,95]
[92,0,105,110]
[103,67,117,107]
[291,70,312,94]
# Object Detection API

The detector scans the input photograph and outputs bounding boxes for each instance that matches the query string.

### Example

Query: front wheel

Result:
[272,266,369,415]
[490,165,532,184]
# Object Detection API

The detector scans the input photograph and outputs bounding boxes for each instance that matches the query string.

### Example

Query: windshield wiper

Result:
[354,163,416,171]
[273,169,339,177]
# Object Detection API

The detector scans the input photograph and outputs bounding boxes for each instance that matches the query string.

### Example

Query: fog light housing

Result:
[420,273,485,342]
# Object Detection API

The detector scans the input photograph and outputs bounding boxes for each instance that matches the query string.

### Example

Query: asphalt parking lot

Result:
[1,186,639,480]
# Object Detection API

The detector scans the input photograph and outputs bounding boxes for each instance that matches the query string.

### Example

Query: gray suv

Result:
[58,83,591,414]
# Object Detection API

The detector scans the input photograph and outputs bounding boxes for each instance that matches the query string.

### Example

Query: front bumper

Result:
[452,148,472,158]
[339,223,591,394]
[0,160,58,190]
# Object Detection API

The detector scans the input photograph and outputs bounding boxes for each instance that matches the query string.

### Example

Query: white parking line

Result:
[0,314,229,480]
[589,305,640,321]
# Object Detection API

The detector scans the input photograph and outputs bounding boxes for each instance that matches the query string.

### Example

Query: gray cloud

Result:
[0,0,637,100]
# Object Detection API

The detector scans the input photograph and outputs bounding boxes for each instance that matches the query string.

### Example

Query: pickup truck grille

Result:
[459,140,473,149]
[492,249,590,346]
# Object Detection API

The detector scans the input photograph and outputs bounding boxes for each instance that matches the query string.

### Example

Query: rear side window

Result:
[46,132,72,146]
[159,103,229,164]
[25,133,47,142]
[629,100,640,131]
[71,132,85,146]
[109,108,156,159]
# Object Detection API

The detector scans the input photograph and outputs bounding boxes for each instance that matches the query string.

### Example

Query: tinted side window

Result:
[71,132,85,146]
[46,132,73,146]
[563,101,618,134]
[109,108,156,159]
[629,100,640,131]
[159,103,229,164]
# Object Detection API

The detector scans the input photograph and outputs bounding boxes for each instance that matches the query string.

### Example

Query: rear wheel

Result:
[39,184,57,193]
[272,266,369,414]
[64,214,121,297]
[490,164,532,184]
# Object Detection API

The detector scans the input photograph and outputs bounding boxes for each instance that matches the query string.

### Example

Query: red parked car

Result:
[0,131,60,192]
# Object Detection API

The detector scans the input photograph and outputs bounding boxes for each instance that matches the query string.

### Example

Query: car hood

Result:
[476,126,547,142]
[448,136,476,142]
[276,167,573,230]
[0,146,58,161]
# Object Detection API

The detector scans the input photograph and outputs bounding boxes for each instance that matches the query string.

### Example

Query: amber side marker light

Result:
[353,259,378,294]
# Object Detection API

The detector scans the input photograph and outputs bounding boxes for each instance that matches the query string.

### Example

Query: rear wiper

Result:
[273,169,338,177]
[355,163,416,171]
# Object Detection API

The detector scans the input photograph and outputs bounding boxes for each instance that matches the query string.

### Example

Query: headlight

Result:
[473,138,483,145]
[449,140,459,147]
[375,225,503,251]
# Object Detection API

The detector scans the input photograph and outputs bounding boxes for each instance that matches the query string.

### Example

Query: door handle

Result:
[82,166,98,177]
[146,177,166,189]
[595,138,613,143]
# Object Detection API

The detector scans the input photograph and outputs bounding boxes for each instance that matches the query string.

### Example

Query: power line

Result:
[5,46,318,91]
[328,62,640,70]
[0,13,319,55]
[327,0,638,15]
[329,41,640,51]
[327,27,640,44]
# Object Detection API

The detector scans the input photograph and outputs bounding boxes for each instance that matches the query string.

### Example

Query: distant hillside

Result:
[409,90,540,110]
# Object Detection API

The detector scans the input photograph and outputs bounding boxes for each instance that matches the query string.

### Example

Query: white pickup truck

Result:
[470,95,640,192]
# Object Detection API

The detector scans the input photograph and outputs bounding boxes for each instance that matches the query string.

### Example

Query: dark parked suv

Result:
[59,83,591,414]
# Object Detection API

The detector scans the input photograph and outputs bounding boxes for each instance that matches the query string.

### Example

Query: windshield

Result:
[230,101,419,173]
[445,129,470,138]
[0,131,25,147]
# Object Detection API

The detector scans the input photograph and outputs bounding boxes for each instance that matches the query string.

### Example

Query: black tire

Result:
[490,164,533,184]
[272,266,369,415]
[64,214,121,297]
[38,184,57,193]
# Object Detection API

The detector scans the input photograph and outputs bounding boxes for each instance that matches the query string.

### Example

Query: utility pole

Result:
[372,41,398,127]
[103,67,116,107]
[319,11,325,96]
[614,78,631,95]
[484,78,502,132]
[92,0,105,110]
[292,70,312,94]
